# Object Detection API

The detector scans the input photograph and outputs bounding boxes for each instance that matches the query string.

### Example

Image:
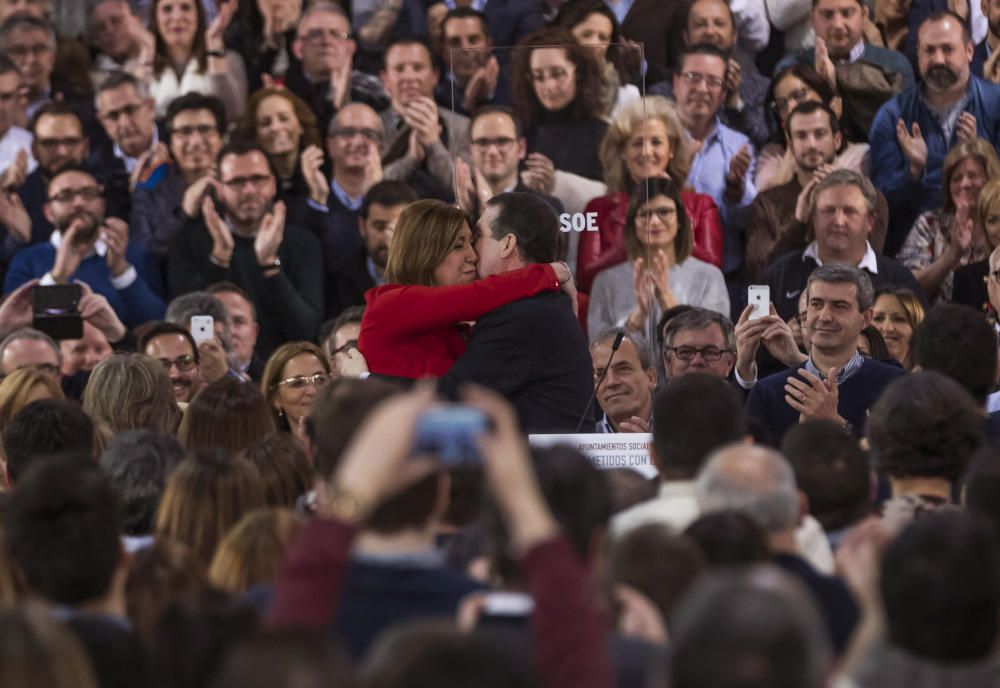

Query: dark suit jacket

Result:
[439,290,594,434]
[483,0,545,50]
[620,0,686,84]
[952,259,990,312]
[327,247,375,319]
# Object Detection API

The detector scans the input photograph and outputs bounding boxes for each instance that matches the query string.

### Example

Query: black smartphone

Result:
[32,284,83,340]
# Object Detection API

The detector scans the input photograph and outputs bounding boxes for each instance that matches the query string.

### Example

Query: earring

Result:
[277,408,284,417]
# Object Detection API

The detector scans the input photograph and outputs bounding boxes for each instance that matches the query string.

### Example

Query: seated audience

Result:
[208,508,304,595]
[871,286,923,369]
[177,377,276,456]
[141,321,212,404]
[321,305,365,379]
[434,8,508,117]
[2,397,92,487]
[952,177,1000,310]
[88,0,143,87]
[241,432,314,509]
[261,341,331,444]
[0,364,62,433]
[59,322,114,377]
[207,281,263,380]
[661,308,738,382]
[589,328,655,433]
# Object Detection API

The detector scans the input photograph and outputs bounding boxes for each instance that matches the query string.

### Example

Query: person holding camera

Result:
[2,166,164,329]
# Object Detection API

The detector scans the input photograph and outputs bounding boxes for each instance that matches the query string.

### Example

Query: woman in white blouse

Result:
[132,0,248,122]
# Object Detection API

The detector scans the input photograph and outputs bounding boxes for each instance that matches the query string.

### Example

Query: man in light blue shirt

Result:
[674,43,756,285]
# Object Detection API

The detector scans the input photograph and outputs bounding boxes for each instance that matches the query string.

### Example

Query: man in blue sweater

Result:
[746,264,904,442]
[3,166,164,329]
[869,10,1000,255]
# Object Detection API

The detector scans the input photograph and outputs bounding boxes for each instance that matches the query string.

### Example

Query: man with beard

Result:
[167,140,324,358]
[2,165,164,328]
[17,103,89,246]
[327,180,415,318]
[140,321,204,404]
[746,101,889,283]
[870,11,1000,256]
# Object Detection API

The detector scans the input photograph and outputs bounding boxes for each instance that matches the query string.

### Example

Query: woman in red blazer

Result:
[359,200,573,378]
[576,96,723,293]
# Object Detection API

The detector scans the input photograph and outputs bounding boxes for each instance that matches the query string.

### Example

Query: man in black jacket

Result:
[439,192,592,433]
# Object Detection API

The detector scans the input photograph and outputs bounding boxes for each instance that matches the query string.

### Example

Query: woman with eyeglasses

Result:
[359,199,575,378]
[232,87,322,226]
[899,139,1000,303]
[587,177,729,345]
[870,287,923,370]
[952,179,1000,311]
[130,0,248,121]
[756,65,867,193]
[262,341,331,445]
[553,0,641,120]
[576,96,722,294]
[509,26,610,189]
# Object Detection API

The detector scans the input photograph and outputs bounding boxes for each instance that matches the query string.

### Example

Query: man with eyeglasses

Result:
[287,2,389,139]
[590,328,656,433]
[13,103,88,247]
[3,164,165,328]
[130,93,225,259]
[167,140,323,359]
[379,35,471,202]
[660,307,738,382]
[92,71,165,223]
[140,321,210,404]
[673,43,756,306]
[775,0,913,142]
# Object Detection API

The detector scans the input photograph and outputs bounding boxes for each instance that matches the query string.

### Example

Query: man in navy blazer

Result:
[746,264,904,442]
[439,192,593,434]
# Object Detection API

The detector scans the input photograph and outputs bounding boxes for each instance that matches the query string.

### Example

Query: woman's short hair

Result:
[241,432,314,508]
[149,0,207,76]
[874,286,925,331]
[0,603,99,688]
[509,26,605,128]
[977,179,1000,246]
[0,367,62,431]
[83,354,182,446]
[178,378,277,456]
[260,342,330,432]
[624,176,692,262]
[207,508,304,594]
[154,450,267,567]
[600,96,691,193]
[941,139,1000,212]
[384,200,471,286]
[232,87,321,153]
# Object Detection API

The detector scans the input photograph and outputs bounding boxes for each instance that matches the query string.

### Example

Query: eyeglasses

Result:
[329,126,382,142]
[302,28,351,44]
[636,206,677,223]
[276,373,331,390]
[529,66,574,84]
[6,43,51,58]
[330,339,358,357]
[222,174,273,190]
[170,124,219,139]
[471,136,515,151]
[49,186,102,203]
[157,355,197,372]
[679,71,725,91]
[771,87,811,114]
[36,136,84,150]
[99,102,145,123]
[664,346,732,361]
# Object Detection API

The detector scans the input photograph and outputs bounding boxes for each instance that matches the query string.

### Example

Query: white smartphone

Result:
[190,315,214,344]
[481,592,535,617]
[748,285,770,321]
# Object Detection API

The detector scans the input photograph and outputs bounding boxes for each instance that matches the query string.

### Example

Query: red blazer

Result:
[359,264,560,378]
[576,190,724,294]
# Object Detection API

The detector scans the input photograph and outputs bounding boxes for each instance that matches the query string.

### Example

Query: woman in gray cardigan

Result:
[588,177,729,344]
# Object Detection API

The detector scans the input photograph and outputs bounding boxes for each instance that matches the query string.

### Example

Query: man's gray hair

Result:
[695,445,800,533]
[165,291,232,346]
[806,263,875,311]
[591,327,653,370]
[0,15,56,52]
[661,308,735,353]
[0,327,61,371]
[812,168,877,214]
[94,70,150,110]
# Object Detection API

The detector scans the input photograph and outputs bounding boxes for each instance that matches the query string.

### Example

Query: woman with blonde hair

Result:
[953,178,1000,310]
[208,508,304,594]
[261,341,330,443]
[0,368,63,433]
[576,96,723,293]
[358,199,574,378]
[899,139,1000,302]
[154,450,267,568]
[82,354,182,451]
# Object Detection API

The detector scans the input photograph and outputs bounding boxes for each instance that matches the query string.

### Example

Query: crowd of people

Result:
[1,0,1000,686]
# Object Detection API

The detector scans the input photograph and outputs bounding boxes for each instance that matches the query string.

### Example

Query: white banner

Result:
[528,433,658,479]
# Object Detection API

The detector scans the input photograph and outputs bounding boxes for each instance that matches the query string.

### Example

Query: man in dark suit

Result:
[327,180,416,318]
[439,192,592,433]
[482,0,545,50]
